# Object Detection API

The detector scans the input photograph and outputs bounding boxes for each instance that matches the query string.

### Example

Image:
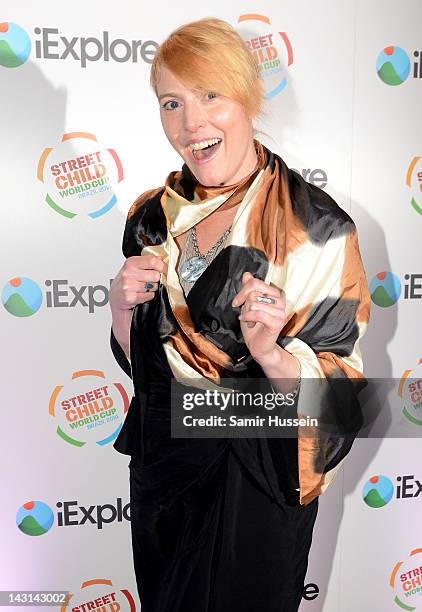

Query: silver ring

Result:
[255,294,276,305]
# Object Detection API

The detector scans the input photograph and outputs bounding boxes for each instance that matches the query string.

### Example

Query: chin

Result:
[195,170,227,187]
[182,154,227,186]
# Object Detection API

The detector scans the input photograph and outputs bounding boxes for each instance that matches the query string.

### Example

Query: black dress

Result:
[109,144,372,610]
[111,276,319,612]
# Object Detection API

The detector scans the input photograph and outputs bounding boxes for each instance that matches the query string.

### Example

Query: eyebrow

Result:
[158,86,205,101]
[158,92,181,101]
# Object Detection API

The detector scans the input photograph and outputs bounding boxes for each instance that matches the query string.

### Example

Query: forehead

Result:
[155,65,200,97]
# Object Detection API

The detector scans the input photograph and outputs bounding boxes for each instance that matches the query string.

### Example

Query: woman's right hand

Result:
[109,255,168,311]
[109,255,167,358]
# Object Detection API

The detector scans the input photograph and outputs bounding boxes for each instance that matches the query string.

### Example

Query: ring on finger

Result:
[144,282,158,292]
[255,294,276,305]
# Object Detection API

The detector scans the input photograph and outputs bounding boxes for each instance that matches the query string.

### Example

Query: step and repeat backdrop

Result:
[1,1,421,610]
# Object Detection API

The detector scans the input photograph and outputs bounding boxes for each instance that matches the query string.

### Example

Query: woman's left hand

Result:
[232,272,287,364]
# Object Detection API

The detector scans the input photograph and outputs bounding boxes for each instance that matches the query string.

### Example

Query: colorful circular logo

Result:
[376,46,410,86]
[2,277,42,317]
[406,156,422,216]
[370,271,401,307]
[64,578,136,612]
[363,475,394,508]
[16,501,54,536]
[390,548,422,609]
[398,358,422,426]
[0,23,31,68]
[37,132,124,218]
[49,370,129,446]
[237,14,294,98]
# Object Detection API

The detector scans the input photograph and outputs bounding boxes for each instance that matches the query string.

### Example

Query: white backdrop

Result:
[1,1,421,610]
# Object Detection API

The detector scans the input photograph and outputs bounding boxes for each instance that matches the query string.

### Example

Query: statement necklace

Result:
[179,224,232,283]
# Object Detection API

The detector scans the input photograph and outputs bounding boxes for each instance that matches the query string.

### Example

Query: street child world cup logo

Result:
[37,132,123,218]
[406,156,422,216]
[64,578,136,612]
[398,358,422,426]
[49,370,129,446]
[236,14,294,98]
[390,548,422,610]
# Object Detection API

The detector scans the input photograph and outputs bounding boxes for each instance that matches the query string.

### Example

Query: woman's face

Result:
[156,65,257,186]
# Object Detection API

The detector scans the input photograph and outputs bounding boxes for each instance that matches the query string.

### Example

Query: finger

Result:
[245,290,284,308]
[119,279,160,300]
[240,311,259,329]
[279,289,286,308]
[138,291,156,303]
[145,255,167,278]
[123,268,161,284]
[242,300,285,318]
[139,269,161,283]
[121,290,155,308]
[141,281,159,293]
[239,308,285,335]
[131,255,167,273]
[232,281,281,307]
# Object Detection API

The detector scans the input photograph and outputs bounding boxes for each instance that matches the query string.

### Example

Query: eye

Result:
[162,100,180,111]
[206,91,218,100]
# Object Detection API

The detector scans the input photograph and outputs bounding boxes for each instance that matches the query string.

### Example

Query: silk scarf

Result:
[114,140,371,505]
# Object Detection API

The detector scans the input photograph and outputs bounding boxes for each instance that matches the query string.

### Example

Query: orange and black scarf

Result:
[112,140,371,505]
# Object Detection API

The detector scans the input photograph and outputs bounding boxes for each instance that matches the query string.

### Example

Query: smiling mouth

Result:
[190,138,222,162]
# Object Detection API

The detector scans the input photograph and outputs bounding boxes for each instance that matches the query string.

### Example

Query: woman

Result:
[109,17,370,612]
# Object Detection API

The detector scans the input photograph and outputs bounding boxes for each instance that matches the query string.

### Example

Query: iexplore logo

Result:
[369,271,422,307]
[0,22,31,68]
[2,277,113,317]
[16,498,130,536]
[34,27,158,67]
[0,22,158,69]
[290,167,328,190]
[377,45,422,86]
[363,474,422,508]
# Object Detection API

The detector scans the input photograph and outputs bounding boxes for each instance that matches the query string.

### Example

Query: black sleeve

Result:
[109,188,165,379]
[110,326,132,379]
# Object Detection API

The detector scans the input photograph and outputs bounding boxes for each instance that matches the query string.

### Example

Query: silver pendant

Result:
[180,256,208,282]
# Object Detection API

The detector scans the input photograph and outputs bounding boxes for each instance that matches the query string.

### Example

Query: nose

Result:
[183,98,206,132]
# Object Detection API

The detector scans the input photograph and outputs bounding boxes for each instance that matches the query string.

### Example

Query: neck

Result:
[218,140,259,187]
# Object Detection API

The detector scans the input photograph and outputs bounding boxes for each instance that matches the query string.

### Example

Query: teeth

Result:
[190,138,222,151]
